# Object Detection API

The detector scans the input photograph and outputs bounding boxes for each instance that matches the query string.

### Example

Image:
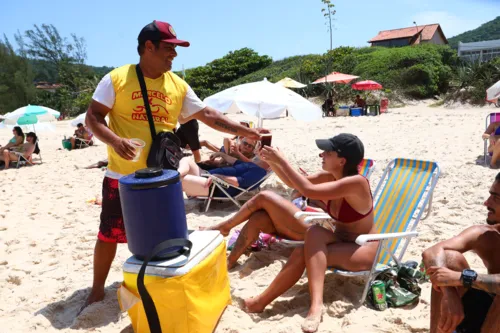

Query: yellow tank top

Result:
[107,64,188,176]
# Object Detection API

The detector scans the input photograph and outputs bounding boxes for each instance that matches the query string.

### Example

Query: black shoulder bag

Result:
[135,65,183,170]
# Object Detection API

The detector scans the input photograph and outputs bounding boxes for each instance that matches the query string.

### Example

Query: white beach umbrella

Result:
[71,112,87,127]
[0,105,59,132]
[203,78,321,126]
[275,77,307,89]
[70,112,108,128]
[487,80,500,103]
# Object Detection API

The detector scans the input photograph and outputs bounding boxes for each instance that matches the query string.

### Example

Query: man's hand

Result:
[231,141,241,155]
[243,127,270,141]
[438,289,464,333]
[210,152,224,161]
[110,138,137,160]
[427,267,462,288]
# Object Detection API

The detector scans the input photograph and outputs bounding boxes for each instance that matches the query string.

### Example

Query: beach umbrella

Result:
[312,72,359,85]
[71,112,87,127]
[487,80,500,103]
[1,105,59,132]
[352,80,383,91]
[275,77,307,89]
[204,78,322,127]
[70,112,108,127]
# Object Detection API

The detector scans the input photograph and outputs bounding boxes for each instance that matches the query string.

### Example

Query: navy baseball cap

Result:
[316,133,364,165]
[138,20,190,47]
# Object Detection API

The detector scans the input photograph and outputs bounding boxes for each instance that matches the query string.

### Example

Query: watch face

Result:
[463,269,476,278]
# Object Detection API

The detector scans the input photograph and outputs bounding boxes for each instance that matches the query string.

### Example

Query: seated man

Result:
[70,123,92,149]
[178,154,267,198]
[0,132,37,169]
[422,173,500,333]
[483,121,500,168]
[354,94,366,108]
[197,137,259,170]
[176,120,252,163]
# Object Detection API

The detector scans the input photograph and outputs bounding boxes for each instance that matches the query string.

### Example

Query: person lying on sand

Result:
[204,133,376,333]
[178,153,267,199]
[422,173,500,333]
[84,159,108,169]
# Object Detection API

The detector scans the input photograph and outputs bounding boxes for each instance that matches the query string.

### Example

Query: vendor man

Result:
[84,20,266,309]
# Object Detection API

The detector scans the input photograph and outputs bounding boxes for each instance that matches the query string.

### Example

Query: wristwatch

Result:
[461,269,478,288]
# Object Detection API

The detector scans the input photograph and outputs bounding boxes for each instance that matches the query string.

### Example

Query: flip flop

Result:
[227,230,240,251]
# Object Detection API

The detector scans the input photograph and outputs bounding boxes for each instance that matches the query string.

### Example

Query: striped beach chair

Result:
[484,113,500,165]
[358,158,375,179]
[294,158,440,304]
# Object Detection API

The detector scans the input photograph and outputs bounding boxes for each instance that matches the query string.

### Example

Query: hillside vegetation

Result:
[184,45,458,100]
[448,16,500,48]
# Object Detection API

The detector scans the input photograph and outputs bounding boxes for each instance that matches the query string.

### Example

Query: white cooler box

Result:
[118,230,231,333]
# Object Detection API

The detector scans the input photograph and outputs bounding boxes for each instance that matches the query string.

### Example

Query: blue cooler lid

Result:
[119,167,180,190]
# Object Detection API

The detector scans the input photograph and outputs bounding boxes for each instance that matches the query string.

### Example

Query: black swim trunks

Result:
[456,288,496,333]
[174,119,201,151]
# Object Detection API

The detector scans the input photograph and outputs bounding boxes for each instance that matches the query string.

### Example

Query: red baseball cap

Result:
[138,20,190,47]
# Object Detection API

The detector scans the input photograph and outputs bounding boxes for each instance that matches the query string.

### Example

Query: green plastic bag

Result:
[368,263,421,308]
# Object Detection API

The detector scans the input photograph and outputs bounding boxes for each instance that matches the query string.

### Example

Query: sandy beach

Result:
[0,103,496,332]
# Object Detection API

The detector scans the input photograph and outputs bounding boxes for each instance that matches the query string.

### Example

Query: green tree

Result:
[321,0,336,51]
[184,48,272,99]
[0,37,36,114]
[14,24,98,116]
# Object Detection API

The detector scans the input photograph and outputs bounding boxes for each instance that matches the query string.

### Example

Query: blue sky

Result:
[1,0,499,72]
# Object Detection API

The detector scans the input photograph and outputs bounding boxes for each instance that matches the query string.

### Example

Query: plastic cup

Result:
[130,138,146,162]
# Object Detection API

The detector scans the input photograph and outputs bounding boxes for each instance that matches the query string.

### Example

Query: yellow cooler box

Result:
[118,230,231,333]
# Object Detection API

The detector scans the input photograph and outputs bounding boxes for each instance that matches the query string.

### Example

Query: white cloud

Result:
[411,11,486,38]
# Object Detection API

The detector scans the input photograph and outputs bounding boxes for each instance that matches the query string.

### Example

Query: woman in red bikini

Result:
[208,133,376,333]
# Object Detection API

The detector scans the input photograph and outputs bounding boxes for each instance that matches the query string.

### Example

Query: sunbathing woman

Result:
[0,132,37,169]
[0,126,25,153]
[207,133,376,332]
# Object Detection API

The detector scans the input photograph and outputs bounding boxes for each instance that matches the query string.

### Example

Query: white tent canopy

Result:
[487,80,500,103]
[203,78,321,126]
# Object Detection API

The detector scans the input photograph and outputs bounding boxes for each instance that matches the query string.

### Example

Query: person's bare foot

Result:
[78,289,105,315]
[227,258,237,270]
[242,297,266,313]
[199,221,231,236]
[301,306,324,333]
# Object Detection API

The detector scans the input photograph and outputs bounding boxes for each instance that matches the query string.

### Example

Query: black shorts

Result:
[174,119,200,150]
[456,288,495,333]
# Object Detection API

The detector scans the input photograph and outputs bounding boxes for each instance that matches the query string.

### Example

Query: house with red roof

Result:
[368,24,448,47]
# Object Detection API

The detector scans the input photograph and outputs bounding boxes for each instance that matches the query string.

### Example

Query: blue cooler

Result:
[119,167,188,261]
[351,107,363,117]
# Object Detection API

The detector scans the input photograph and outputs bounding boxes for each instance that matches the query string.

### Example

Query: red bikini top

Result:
[326,177,373,223]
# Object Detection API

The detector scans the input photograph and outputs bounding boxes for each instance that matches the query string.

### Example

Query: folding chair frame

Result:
[197,171,274,212]
[484,113,500,165]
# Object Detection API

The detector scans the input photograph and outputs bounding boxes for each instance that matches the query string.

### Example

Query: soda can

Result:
[419,261,430,282]
[371,280,388,311]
